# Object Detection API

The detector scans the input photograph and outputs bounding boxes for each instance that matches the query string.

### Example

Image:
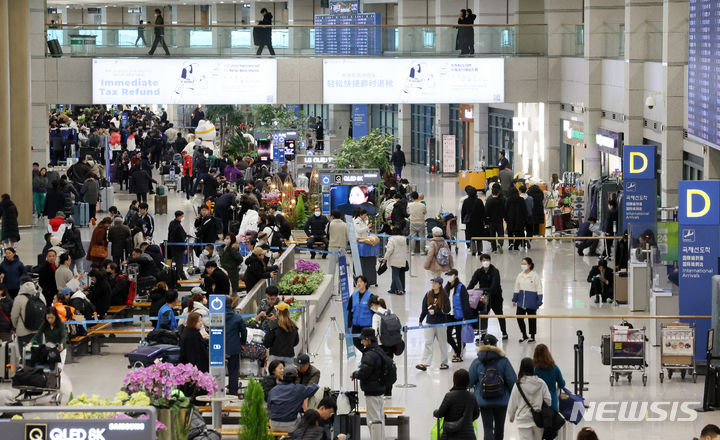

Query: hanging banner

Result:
[351,104,369,139]
[622,145,656,237]
[338,254,356,358]
[678,180,720,360]
[442,134,457,174]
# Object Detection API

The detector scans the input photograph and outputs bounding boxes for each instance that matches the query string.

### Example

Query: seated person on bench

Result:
[156,290,179,330]
[127,248,159,279]
[304,207,329,259]
[267,366,319,433]
[587,259,613,303]
[107,263,130,306]
[31,307,67,367]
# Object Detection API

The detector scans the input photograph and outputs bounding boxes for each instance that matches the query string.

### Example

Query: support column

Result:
[397,0,428,53]
[8,0,32,225]
[30,0,47,166]
[435,104,450,172]
[473,104,488,169]
[0,0,11,195]
[584,0,624,181]
[660,0,688,206]
[288,0,314,52]
[397,105,412,163]
[545,0,583,180]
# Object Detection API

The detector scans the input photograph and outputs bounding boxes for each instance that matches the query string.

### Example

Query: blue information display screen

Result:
[314,12,382,55]
[688,0,720,149]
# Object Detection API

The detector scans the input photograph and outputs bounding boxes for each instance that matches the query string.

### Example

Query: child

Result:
[419,193,426,205]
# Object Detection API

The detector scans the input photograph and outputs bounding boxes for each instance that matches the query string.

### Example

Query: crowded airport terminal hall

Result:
[1,0,720,439]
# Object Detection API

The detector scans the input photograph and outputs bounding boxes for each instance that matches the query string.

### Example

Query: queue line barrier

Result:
[335,314,711,390]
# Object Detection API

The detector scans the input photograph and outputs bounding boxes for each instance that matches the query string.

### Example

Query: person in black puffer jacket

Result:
[243,247,276,292]
[484,183,505,253]
[148,282,169,318]
[527,184,545,236]
[461,185,486,256]
[0,285,13,341]
[433,368,480,440]
[87,269,112,319]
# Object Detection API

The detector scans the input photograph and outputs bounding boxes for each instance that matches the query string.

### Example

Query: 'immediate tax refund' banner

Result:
[92,58,277,105]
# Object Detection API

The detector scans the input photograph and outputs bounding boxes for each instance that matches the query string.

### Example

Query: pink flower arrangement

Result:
[295,259,320,273]
[123,363,218,407]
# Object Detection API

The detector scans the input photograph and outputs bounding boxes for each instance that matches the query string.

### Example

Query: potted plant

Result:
[238,378,272,440]
[123,362,219,440]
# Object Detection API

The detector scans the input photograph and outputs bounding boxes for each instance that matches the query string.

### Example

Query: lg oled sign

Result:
[323,58,505,104]
[92,59,277,105]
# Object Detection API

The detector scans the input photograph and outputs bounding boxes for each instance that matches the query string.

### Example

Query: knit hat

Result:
[360,327,376,342]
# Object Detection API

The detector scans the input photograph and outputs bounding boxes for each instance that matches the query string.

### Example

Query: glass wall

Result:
[299,104,329,134]
[410,104,435,165]
[488,107,515,168]
[370,104,398,140]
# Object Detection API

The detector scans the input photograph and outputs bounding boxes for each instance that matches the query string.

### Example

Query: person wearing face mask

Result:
[244,247,278,292]
[304,207,329,259]
[417,277,451,371]
[444,269,472,363]
[353,208,370,238]
[198,244,221,281]
[220,233,244,295]
[167,210,188,281]
[468,253,507,339]
[512,257,543,343]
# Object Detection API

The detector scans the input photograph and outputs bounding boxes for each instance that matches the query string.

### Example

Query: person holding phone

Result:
[417,277,451,371]
[587,258,613,304]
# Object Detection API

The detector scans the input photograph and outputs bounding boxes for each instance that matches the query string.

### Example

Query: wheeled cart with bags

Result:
[659,322,697,383]
[607,323,647,386]
[11,345,63,405]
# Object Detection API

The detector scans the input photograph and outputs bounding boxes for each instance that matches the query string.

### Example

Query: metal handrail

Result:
[47,23,549,29]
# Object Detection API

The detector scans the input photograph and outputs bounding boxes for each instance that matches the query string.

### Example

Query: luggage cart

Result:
[12,346,62,405]
[659,322,697,383]
[608,323,647,386]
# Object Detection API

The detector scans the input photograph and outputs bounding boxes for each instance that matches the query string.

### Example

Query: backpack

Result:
[379,312,403,348]
[480,358,505,400]
[269,226,284,251]
[373,347,397,387]
[23,292,46,332]
[436,243,450,266]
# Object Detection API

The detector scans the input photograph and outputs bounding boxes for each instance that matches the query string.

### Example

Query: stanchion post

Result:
[338,331,344,390]
[302,302,310,354]
[140,315,146,342]
[573,245,577,282]
[395,326,416,389]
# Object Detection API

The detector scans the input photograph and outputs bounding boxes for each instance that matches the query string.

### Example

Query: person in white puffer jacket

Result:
[512,257,543,343]
[381,227,408,295]
[508,357,552,440]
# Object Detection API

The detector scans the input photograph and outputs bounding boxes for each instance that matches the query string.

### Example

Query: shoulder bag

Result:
[516,382,565,436]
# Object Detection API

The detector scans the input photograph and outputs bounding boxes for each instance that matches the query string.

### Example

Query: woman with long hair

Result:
[31,307,68,366]
[512,257,543,343]
[148,281,169,318]
[260,359,285,402]
[507,358,551,440]
[533,344,566,411]
[87,217,111,264]
[416,277,451,371]
[433,369,480,439]
[179,291,210,333]
[263,302,299,365]
[179,312,209,372]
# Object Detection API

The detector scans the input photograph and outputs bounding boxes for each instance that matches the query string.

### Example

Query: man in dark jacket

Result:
[205,262,230,295]
[351,328,388,437]
[225,295,247,396]
[576,217,599,256]
[107,263,130,306]
[587,259,614,303]
[485,184,505,253]
[255,8,275,56]
[148,8,170,56]
[314,116,324,151]
[127,248,159,279]
[304,208,329,259]
[391,144,406,179]
[195,204,220,245]
[37,249,58,306]
[214,190,237,235]
[390,192,409,233]
[461,185,486,256]
[445,269,473,362]
[108,216,132,265]
[294,353,321,386]
[468,253,507,339]
[504,187,528,251]
[168,210,188,281]
[138,203,155,239]
[604,199,619,258]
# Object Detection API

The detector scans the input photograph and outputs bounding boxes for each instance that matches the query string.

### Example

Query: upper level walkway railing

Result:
[45,23,547,57]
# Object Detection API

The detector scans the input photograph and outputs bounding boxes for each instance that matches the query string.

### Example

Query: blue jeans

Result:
[390,266,404,293]
[394,165,403,179]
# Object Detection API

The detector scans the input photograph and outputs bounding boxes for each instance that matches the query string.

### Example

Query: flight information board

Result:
[688,0,720,149]
[314,12,382,55]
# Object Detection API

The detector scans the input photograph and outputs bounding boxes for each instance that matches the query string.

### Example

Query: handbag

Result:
[431,417,478,440]
[461,324,475,344]
[377,260,388,275]
[516,383,565,438]
[402,261,409,272]
[90,245,108,260]
[558,387,585,424]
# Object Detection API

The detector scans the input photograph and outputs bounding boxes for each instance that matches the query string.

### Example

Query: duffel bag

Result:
[12,367,47,388]
[559,387,585,424]
[240,342,267,363]
[146,329,180,346]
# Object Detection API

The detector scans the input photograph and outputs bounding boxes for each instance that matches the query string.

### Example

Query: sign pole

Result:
[208,294,226,429]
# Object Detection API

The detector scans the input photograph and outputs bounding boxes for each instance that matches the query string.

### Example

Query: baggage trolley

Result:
[608,323,647,386]
[12,345,62,405]
[659,322,697,383]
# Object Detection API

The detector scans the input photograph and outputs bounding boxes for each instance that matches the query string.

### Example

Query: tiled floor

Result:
[2,165,716,439]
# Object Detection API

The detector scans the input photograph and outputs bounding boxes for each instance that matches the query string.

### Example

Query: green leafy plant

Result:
[238,378,272,440]
[205,105,245,127]
[278,269,325,296]
[335,129,394,173]
[226,133,250,159]
[295,195,307,229]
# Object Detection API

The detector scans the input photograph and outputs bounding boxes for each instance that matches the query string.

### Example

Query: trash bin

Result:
[69,34,96,56]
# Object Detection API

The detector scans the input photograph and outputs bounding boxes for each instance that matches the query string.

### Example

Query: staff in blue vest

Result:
[347,275,373,351]
[445,269,473,363]
[156,290,178,330]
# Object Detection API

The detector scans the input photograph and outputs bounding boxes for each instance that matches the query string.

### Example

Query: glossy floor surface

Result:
[1,165,716,439]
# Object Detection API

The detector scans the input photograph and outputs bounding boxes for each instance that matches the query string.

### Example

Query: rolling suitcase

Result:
[125,344,179,368]
[601,335,611,365]
[154,195,167,215]
[47,39,62,57]
[100,187,114,212]
[0,338,19,381]
[72,202,89,226]
[109,164,117,183]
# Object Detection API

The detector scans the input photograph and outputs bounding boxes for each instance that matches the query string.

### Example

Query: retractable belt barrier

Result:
[64,308,303,325]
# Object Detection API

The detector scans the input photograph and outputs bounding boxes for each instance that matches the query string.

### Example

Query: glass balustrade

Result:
[44,24,548,57]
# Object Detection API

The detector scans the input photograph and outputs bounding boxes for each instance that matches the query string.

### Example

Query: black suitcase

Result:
[601,335,611,365]
[47,39,62,57]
